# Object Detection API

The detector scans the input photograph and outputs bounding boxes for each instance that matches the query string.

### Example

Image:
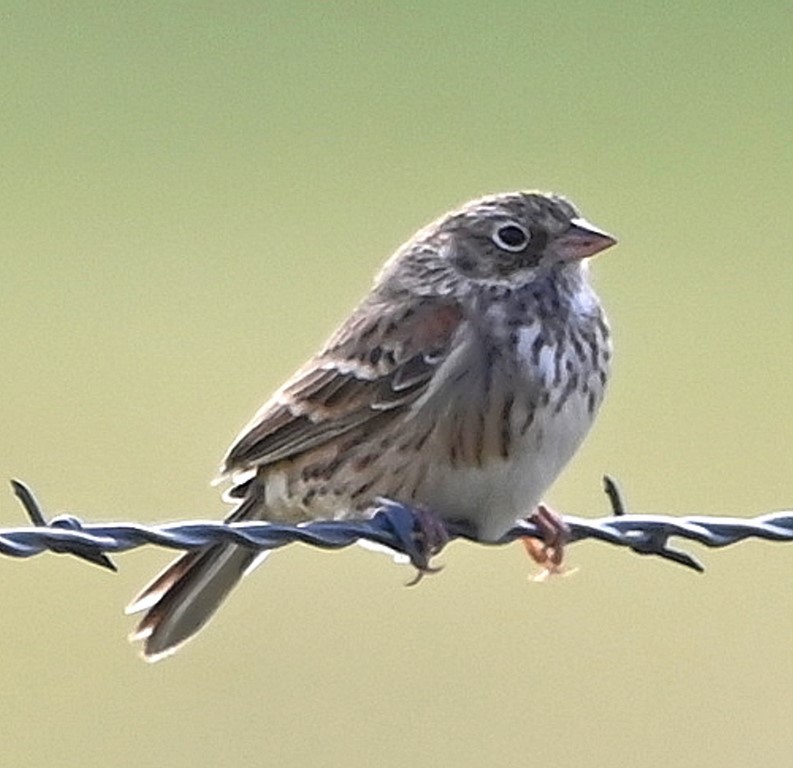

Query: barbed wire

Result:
[3,477,793,576]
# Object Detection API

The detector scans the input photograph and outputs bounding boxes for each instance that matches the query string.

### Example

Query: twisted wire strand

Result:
[4,478,793,574]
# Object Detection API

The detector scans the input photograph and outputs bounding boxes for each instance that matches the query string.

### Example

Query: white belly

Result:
[420,385,597,541]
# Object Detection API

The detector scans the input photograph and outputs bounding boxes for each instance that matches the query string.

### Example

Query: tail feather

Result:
[126,490,266,662]
[126,549,205,615]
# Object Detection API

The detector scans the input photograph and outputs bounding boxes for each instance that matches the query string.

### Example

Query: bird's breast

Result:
[414,312,610,541]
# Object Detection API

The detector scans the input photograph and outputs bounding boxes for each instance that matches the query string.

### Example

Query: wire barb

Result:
[10,479,117,571]
[2,478,793,575]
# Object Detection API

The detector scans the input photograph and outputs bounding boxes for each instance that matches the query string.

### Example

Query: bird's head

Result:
[379,191,616,298]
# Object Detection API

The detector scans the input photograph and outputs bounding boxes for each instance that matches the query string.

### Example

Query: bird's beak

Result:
[556,217,618,260]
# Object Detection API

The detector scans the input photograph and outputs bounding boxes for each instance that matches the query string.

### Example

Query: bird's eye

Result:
[492,223,530,252]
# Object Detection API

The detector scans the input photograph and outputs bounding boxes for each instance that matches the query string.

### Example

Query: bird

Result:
[127,190,616,661]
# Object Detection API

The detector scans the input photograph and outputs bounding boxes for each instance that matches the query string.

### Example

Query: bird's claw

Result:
[522,503,572,580]
[373,498,450,582]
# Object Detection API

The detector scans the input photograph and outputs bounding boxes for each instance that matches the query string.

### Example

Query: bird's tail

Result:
[126,489,266,662]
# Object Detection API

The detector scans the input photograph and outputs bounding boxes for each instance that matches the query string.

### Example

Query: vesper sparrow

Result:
[127,191,616,660]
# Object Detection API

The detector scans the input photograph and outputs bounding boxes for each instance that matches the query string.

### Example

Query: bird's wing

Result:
[221,297,465,475]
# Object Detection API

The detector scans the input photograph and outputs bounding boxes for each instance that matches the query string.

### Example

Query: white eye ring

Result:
[492,222,530,252]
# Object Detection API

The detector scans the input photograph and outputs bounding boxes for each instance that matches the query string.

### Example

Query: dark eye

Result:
[492,223,529,252]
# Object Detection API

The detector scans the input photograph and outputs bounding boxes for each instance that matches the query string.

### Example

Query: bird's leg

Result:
[521,503,572,581]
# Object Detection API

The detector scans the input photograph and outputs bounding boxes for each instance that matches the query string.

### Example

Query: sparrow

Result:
[127,190,616,660]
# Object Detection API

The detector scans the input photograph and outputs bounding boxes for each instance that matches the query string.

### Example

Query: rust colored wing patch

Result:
[222,297,464,473]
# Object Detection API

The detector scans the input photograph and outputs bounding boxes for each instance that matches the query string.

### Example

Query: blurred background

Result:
[1,1,791,766]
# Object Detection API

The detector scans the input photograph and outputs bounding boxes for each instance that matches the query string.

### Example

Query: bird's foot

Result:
[373,499,450,585]
[522,503,575,581]
[404,504,450,585]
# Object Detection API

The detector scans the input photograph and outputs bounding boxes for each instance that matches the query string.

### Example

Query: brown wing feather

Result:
[222,297,464,474]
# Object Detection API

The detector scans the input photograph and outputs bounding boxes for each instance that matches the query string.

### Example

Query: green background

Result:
[2,2,792,766]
